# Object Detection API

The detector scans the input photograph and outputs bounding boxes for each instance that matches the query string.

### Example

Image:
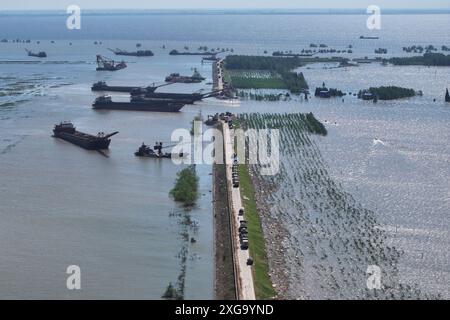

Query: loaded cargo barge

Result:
[91,81,172,93]
[92,96,185,112]
[138,90,222,104]
[52,122,118,150]
[108,48,154,57]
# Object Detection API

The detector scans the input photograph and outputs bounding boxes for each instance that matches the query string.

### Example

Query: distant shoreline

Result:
[1,8,450,16]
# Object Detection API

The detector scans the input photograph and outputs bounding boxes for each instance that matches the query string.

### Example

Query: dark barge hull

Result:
[142,92,202,103]
[29,53,47,58]
[135,152,188,159]
[91,85,157,93]
[93,101,184,112]
[135,152,172,158]
[113,52,154,57]
[53,132,111,150]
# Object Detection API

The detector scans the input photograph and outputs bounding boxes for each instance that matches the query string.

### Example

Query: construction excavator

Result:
[134,141,188,159]
[96,55,127,71]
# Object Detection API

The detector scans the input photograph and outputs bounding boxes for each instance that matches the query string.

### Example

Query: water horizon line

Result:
[1,8,450,16]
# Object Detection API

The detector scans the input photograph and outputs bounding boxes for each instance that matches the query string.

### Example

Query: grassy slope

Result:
[238,164,277,300]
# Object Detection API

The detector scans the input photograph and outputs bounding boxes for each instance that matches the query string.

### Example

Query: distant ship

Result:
[52,122,118,150]
[169,49,215,56]
[92,95,185,112]
[91,81,164,93]
[165,69,206,83]
[446,88,450,102]
[25,49,47,58]
[108,48,154,57]
[359,35,379,40]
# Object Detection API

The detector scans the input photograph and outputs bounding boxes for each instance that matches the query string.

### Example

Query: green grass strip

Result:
[238,164,277,300]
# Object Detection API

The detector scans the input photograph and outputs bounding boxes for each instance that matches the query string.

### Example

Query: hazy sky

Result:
[2,0,449,10]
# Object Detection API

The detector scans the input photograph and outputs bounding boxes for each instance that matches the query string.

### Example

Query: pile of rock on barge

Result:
[52,122,118,150]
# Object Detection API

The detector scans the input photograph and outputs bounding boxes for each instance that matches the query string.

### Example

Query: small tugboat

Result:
[52,122,118,150]
[108,48,154,57]
[134,142,186,159]
[91,81,173,93]
[25,49,47,58]
[92,95,185,112]
[165,69,206,83]
[96,55,127,71]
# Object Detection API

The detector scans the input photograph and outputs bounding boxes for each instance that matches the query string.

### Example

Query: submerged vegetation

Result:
[246,112,327,136]
[314,85,345,98]
[224,55,308,93]
[358,86,417,100]
[161,282,182,300]
[389,53,450,66]
[304,112,328,136]
[236,90,291,101]
[238,112,441,300]
[170,166,199,207]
